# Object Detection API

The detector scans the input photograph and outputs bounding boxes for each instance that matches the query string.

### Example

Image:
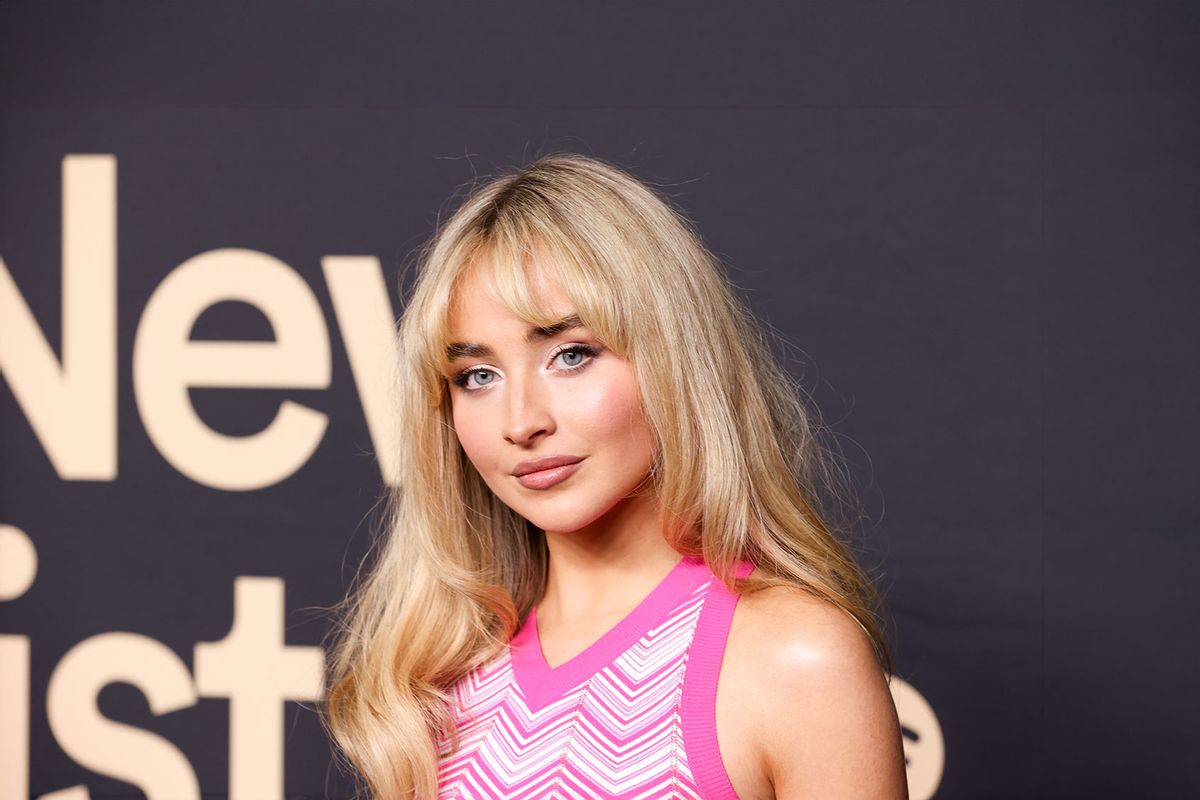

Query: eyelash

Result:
[450,344,602,393]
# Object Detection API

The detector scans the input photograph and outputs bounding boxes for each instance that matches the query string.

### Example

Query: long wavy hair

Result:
[321,152,892,799]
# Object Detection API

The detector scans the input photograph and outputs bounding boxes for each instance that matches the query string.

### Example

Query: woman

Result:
[322,153,908,799]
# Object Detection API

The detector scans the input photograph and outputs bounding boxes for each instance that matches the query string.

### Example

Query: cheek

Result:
[450,401,491,467]
[574,369,653,447]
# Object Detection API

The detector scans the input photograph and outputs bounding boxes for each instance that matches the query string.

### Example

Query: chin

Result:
[516,511,604,535]
[506,495,612,534]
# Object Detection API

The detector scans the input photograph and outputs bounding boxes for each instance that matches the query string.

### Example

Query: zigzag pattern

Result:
[437,579,715,799]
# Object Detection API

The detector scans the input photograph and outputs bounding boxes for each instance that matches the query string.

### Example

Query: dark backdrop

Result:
[1,2,1197,798]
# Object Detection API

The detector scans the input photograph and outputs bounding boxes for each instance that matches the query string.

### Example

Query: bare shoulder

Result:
[721,580,909,799]
[733,581,880,678]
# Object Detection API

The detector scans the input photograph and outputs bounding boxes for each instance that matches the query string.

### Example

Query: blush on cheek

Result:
[451,406,488,469]
[576,371,650,440]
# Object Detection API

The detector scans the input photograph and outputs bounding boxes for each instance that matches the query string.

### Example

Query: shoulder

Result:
[732,581,880,681]
[723,580,909,799]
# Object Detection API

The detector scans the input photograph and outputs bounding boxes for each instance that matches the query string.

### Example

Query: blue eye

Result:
[450,344,601,394]
[454,368,496,390]
[555,346,590,369]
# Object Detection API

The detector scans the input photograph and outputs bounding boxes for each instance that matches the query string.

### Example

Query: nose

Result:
[502,370,554,446]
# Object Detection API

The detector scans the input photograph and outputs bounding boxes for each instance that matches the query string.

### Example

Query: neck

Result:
[537,491,682,627]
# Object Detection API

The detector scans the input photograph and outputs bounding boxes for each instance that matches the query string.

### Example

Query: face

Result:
[443,256,658,536]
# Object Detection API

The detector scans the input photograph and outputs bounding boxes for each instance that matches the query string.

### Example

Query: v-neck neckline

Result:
[509,554,714,711]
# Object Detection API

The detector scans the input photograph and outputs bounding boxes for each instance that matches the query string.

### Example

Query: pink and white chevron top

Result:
[437,554,756,800]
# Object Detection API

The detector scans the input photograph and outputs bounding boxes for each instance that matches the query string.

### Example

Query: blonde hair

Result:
[321,152,892,799]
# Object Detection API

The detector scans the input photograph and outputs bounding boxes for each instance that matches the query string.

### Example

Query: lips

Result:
[514,459,584,490]
[511,454,584,477]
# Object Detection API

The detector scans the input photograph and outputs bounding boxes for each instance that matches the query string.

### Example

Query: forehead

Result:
[446,254,572,334]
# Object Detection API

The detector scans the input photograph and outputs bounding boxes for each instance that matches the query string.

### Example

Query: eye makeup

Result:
[449,343,603,393]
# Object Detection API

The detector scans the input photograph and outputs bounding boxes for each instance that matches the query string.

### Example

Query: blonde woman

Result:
[322,153,908,799]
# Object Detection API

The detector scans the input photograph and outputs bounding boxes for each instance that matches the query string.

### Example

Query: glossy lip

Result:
[511,454,584,477]
[515,460,583,490]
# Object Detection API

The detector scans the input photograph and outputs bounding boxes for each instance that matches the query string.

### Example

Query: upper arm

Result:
[744,588,909,800]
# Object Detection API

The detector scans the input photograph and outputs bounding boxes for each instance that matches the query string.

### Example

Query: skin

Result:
[444,251,909,800]
[719,578,910,799]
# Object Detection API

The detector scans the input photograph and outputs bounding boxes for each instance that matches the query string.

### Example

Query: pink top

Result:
[437,554,755,799]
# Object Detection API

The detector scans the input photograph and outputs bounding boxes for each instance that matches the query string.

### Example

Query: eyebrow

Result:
[445,313,586,362]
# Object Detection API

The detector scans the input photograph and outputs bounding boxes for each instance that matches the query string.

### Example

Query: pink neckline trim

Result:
[680,557,756,800]
[509,554,714,711]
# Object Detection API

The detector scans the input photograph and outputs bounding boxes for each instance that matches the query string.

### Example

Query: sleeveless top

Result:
[436,555,755,800]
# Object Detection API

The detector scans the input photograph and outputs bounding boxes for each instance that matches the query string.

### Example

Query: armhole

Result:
[680,559,754,800]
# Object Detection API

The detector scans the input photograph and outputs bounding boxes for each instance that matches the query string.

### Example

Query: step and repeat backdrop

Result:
[2,3,1196,799]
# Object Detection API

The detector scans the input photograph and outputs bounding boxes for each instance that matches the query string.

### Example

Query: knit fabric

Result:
[437,555,755,800]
